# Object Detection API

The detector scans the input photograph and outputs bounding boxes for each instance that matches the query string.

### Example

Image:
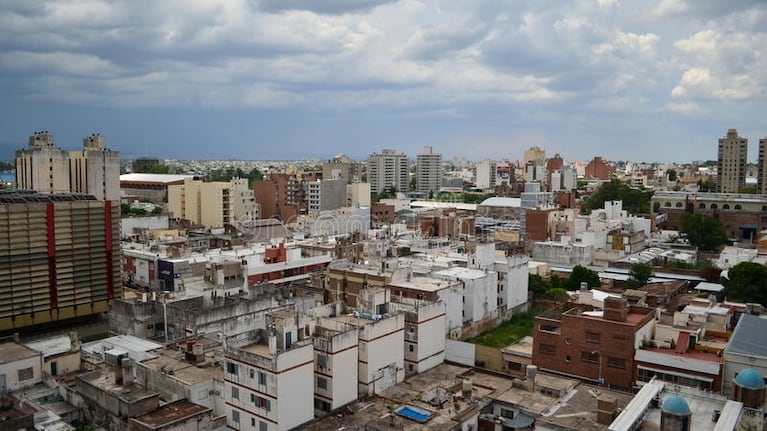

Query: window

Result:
[607,357,626,370]
[317,354,327,369]
[255,396,271,411]
[231,410,240,423]
[259,371,267,386]
[317,377,328,389]
[585,332,601,344]
[539,344,556,356]
[18,367,33,381]
[250,369,255,379]
[226,362,237,374]
[711,203,718,209]
[252,418,256,427]
[408,364,414,372]
[231,386,239,400]
[699,203,706,209]
[735,204,742,210]
[409,344,414,352]
[581,351,599,363]
[723,204,730,210]
[260,421,268,431]
[501,408,515,418]
[539,324,560,334]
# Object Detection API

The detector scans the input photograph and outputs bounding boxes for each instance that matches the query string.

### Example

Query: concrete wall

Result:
[358,314,405,396]
[275,344,314,430]
[475,345,504,371]
[446,340,475,366]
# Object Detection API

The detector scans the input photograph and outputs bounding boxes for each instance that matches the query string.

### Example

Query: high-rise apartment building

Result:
[322,154,362,184]
[168,177,258,229]
[718,128,748,193]
[475,160,497,190]
[758,138,767,195]
[416,145,442,195]
[15,132,120,201]
[523,146,546,165]
[0,191,120,333]
[253,173,304,222]
[305,178,346,213]
[367,149,409,195]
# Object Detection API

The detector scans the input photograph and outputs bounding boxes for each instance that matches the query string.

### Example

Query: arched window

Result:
[711,204,718,209]
[675,202,683,208]
[699,203,706,209]
[734,204,742,210]
[723,204,730,210]
[664,202,672,207]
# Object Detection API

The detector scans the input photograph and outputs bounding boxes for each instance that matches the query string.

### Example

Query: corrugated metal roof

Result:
[725,313,767,358]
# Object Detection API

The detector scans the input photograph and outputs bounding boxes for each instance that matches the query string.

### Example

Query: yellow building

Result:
[168,178,258,229]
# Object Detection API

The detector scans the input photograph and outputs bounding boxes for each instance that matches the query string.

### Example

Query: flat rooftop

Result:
[390,275,456,293]
[538,384,634,431]
[501,336,534,357]
[434,266,490,280]
[77,368,158,403]
[131,400,211,429]
[139,348,223,385]
[0,341,40,365]
[642,385,733,431]
[24,335,73,359]
[303,364,512,431]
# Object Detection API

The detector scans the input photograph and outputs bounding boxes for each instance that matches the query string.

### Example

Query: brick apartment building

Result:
[533,297,655,390]
[326,263,393,307]
[253,173,304,222]
[371,202,395,227]
[584,156,615,180]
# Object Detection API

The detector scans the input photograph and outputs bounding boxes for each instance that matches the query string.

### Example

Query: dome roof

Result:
[662,395,691,415]
[734,368,766,390]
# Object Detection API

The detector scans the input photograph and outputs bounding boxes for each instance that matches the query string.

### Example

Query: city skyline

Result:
[0,1,765,162]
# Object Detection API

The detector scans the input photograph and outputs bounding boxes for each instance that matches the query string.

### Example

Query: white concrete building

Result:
[311,319,359,415]
[305,178,346,213]
[475,160,497,190]
[390,297,446,376]
[367,149,409,195]
[494,254,530,314]
[224,309,315,431]
[434,266,499,328]
[416,145,442,195]
[0,340,43,392]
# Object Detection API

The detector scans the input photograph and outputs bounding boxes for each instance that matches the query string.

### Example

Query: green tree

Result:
[566,265,600,291]
[679,212,728,251]
[666,169,677,182]
[147,163,170,174]
[528,274,550,295]
[697,178,715,192]
[544,288,568,299]
[723,262,767,306]
[626,262,653,289]
[580,179,653,215]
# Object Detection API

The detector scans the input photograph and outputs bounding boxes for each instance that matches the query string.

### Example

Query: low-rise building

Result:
[224,309,315,431]
[533,297,655,390]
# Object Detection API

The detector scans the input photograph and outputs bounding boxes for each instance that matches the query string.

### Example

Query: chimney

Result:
[603,296,628,322]
[526,365,538,392]
[597,395,618,425]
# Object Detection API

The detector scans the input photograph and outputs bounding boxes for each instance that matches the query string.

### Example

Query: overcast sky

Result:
[0,0,765,163]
